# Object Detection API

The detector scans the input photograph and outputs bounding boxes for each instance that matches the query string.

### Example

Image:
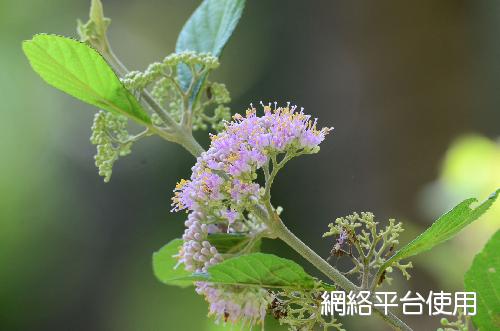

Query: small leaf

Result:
[23,34,150,124]
[89,0,108,32]
[207,233,247,253]
[153,239,192,288]
[383,189,499,269]
[176,0,245,90]
[465,230,500,330]
[186,253,318,289]
[207,233,261,253]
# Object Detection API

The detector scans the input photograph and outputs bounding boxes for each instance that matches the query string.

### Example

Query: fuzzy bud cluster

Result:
[90,111,132,182]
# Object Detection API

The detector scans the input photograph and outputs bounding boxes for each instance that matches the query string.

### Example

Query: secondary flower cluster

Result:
[196,282,273,326]
[172,103,332,326]
[90,111,133,182]
[323,212,413,286]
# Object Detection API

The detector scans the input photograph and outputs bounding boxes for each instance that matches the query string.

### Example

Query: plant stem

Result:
[175,128,205,157]
[272,215,357,292]
[141,90,180,129]
[374,309,413,331]
[167,125,412,330]
[99,45,174,124]
[92,28,412,331]
[96,43,205,158]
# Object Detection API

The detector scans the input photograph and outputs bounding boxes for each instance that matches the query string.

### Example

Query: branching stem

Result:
[94,40,205,158]
[93,26,413,331]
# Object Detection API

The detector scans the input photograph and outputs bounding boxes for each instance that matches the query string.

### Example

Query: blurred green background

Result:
[1,0,499,330]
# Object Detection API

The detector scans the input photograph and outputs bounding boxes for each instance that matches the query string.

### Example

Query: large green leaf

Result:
[465,230,500,330]
[176,0,245,90]
[383,189,499,269]
[154,244,333,290]
[188,253,319,289]
[23,34,150,124]
[153,239,192,288]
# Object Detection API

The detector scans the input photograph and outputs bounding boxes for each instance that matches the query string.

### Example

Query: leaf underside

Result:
[464,230,500,330]
[175,0,245,91]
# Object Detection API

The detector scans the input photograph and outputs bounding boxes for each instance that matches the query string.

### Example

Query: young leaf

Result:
[207,233,261,253]
[22,34,150,124]
[383,189,499,269]
[207,233,247,253]
[187,253,318,289]
[176,0,245,90]
[153,239,192,288]
[464,230,500,330]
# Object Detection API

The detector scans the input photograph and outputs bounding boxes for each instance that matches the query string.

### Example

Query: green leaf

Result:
[22,34,150,124]
[186,253,318,289]
[152,239,192,288]
[383,189,499,269]
[176,0,245,90]
[465,230,500,330]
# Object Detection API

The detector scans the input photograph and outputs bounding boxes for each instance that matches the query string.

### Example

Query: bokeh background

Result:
[1,0,499,330]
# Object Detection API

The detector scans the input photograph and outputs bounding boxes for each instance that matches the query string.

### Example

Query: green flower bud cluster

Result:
[120,51,230,132]
[323,212,413,287]
[150,77,183,125]
[271,283,345,331]
[121,52,219,91]
[209,82,230,104]
[90,111,133,182]
[193,82,231,132]
[437,310,470,331]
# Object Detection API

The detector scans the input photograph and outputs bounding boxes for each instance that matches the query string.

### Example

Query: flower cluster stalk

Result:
[87,12,412,330]
[168,110,412,330]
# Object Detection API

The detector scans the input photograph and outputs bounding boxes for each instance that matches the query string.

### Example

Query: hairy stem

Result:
[79,3,412,330]
[373,308,413,331]
[171,130,412,330]
[95,42,204,158]
[174,129,205,157]
[141,90,180,129]
[91,26,412,331]
[272,214,357,292]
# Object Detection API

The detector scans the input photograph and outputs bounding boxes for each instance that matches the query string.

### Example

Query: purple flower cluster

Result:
[172,103,332,326]
[178,211,272,326]
[172,103,332,219]
[196,283,273,326]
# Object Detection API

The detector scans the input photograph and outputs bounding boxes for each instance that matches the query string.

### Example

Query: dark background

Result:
[1,0,499,330]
